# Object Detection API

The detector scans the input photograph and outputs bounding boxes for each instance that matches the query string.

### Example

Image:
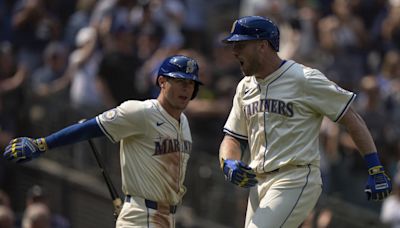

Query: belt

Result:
[256,164,310,178]
[125,195,177,214]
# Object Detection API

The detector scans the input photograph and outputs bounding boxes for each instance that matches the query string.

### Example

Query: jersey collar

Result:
[253,60,294,85]
[152,99,182,127]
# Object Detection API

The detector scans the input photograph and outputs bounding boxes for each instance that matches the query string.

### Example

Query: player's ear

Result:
[259,40,269,51]
[158,76,166,88]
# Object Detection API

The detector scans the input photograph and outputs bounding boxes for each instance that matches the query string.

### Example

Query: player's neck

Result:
[255,54,282,79]
[157,97,182,121]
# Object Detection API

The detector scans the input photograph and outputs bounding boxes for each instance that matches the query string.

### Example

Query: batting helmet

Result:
[157,55,203,99]
[222,16,280,52]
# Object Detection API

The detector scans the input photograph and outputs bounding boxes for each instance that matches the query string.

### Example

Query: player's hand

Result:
[3,137,47,163]
[222,159,258,188]
[364,165,392,201]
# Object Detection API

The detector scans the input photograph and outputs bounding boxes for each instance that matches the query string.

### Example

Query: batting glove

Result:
[222,159,258,188]
[364,153,392,201]
[4,137,47,163]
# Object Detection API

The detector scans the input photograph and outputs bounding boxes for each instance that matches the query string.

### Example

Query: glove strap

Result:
[368,165,384,175]
[34,138,48,152]
[364,152,381,169]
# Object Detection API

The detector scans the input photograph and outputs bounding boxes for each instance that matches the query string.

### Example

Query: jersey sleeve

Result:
[303,69,356,122]
[96,100,147,143]
[223,82,248,140]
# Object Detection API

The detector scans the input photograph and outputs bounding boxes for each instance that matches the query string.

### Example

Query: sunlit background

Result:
[1,0,400,227]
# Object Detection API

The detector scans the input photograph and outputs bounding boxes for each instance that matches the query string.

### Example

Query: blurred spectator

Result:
[26,41,69,136]
[21,203,51,228]
[0,191,14,227]
[97,23,145,108]
[0,0,15,42]
[181,0,208,52]
[89,0,117,29]
[94,0,138,49]
[377,50,400,98]
[29,41,69,98]
[69,26,104,116]
[382,50,400,166]
[239,0,287,22]
[0,189,11,207]
[356,75,390,165]
[64,0,97,49]
[150,0,186,48]
[11,0,61,71]
[0,205,15,228]
[316,208,334,228]
[317,0,368,91]
[380,1,400,51]
[381,166,400,228]
[131,2,165,62]
[21,185,70,228]
[0,41,27,143]
[280,3,320,64]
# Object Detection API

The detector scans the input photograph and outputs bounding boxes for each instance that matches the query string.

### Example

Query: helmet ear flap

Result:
[191,83,199,100]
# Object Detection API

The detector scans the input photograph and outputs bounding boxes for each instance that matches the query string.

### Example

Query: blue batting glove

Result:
[222,159,258,188]
[364,153,392,201]
[4,137,47,163]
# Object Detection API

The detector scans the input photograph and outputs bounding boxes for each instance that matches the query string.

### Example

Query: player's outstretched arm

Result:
[3,118,105,163]
[338,106,392,200]
[219,135,258,188]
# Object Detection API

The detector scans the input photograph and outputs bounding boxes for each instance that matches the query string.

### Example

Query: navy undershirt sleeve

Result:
[45,118,105,149]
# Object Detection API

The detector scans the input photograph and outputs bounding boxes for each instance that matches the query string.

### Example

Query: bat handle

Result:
[113,198,123,219]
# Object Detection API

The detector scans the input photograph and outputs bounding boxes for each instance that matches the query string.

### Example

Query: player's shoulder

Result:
[117,99,154,113]
[282,61,328,85]
[119,99,146,108]
[294,62,327,80]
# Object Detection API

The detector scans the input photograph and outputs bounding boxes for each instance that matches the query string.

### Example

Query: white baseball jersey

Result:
[223,60,356,174]
[96,99,192,205]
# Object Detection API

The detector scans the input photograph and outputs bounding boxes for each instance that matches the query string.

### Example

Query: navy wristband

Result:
[364,152,381,169]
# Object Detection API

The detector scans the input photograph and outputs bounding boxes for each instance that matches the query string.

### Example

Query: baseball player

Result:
[218,16,392,228]
[3,55,203,228]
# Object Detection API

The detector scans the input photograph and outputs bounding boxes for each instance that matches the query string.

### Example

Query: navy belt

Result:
[125,195,177,214]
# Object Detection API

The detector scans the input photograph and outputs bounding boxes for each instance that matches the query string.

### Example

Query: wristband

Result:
[364,152,381,169]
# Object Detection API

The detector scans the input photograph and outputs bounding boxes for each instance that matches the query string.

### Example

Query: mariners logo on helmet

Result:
[157,55,203,99]
[186,60,196,74]
[222,16,280,52]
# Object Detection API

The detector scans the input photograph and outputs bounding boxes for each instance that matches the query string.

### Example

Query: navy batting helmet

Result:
[222,16,280,52]
[157,55,203,99]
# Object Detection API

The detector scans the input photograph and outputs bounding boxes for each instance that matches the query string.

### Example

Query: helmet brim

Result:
[161,72,203,85]
[222,34,260,43]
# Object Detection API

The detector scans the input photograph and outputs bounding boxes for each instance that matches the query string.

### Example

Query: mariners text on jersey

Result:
[243,98,294,118]
[154,138,192,156]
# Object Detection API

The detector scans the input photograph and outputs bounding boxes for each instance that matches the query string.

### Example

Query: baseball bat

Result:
[79,119,122,219]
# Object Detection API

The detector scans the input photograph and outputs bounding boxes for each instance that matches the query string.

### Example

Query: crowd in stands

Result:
[1,0,400,227]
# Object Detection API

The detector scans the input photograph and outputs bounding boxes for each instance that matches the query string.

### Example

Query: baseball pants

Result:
[246,164,322,228]
[116,195,176,228]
